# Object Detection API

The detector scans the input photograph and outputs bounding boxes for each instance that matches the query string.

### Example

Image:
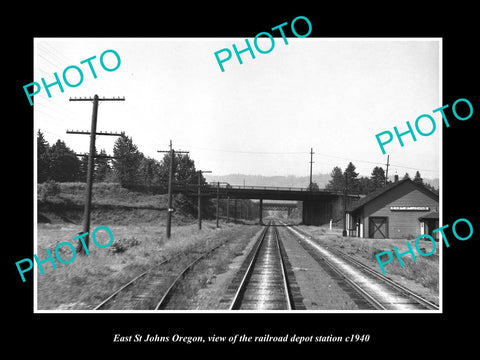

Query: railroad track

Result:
[228,221,300,310]
[281,222,439,311]
[94,240,233,311]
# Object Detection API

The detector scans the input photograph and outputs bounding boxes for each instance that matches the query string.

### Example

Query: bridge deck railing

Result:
[172,182,348,196]
[214,185,309,191]
[205,183,337,192]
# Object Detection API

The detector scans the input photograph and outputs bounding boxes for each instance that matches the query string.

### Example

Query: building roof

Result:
[346,178,439,213]
[418,210,439,220]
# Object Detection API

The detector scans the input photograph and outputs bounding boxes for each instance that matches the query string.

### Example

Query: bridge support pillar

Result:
[259,199,263,224]
[302,199,336,226]
[234,199,237,223]
[226,196,230,223]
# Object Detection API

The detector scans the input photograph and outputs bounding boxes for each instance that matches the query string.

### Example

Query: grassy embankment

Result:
[36,182,260,310]
[38,182,172,225]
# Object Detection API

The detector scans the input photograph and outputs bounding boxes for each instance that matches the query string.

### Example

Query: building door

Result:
[369,217,388,238]
[425,219,439,240]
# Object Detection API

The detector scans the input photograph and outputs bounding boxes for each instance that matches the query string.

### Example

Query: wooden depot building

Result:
[345,177,439,239]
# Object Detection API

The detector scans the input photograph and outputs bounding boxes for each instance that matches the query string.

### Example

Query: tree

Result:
[138,157,153,186]
[413,171,424,185]
[326,166,344,191]
[424,181,439,195]
[112,133,144,187]
[357,176,374,194]
[403,172,410,180]
[175,153,199,184]
[344,162,359,194]
[136,156,163,187]
[78,154,89,182]
[158,152,215,218]
[49,140,81,182]
[307,182,320,191]
[158,152,200,185]
[96,149,112,182]
[370,166,386,189]
[37,130,50,183]
[77,149,115,183]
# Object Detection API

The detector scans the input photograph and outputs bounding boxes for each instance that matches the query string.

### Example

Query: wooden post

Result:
[216,182,220,228]
[157,141,188,238]
[166,142,175,238]
[226,196,230,223]
[197,170,212,230]
[234,199,237,223]
[197,171,202,230]
[259,199,263,224]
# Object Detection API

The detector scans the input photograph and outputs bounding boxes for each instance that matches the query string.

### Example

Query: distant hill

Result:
[204,174,331,189]
[204,173,439,190]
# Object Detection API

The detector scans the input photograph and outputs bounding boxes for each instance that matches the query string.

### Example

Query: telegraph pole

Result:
[240,200,243,221]
[68,95,124,253]
[216,182,220,228]
[234,199,238,223]
[384,155,390,187]
[309,147,315,189]
[226,196,230,223]
[343,172,348,237]
[197,170,212,230]
[157,140,189,238]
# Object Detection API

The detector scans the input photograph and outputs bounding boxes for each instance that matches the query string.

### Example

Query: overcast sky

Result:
[33,38,441,181]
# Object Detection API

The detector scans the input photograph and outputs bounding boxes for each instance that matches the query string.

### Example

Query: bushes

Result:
[109,237,140,254]
[39,180,61,200]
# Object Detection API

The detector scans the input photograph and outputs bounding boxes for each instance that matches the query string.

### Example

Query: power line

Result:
[178,143,438,173]
[176,144,306,155]
[36,128,67,140]
[37,42,73,67]
[35,41,104,99]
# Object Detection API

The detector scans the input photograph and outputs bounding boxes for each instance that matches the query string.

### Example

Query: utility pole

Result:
[259,199,263,225]
[309,147,315,189]
[240,200,243,221]
[68,94,124,253]
[216,182,220,228]
[234,199,237,223]
[226,196,230,223]
[343,172,348,237]
[197,170,212,230]
[158,140,189,238]
[384,154,390,187]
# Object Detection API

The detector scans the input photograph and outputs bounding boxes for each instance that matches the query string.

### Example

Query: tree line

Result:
[37,130,204,187]
[38,130,112,183]
[37,130,261,220]
[322,161,438,195]
[38,130,438,214]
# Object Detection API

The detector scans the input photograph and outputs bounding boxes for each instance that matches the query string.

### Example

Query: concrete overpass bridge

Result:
[173,183,359,225]
[259,200,298,210]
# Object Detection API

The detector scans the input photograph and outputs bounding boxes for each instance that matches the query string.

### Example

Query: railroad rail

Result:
[282,222,439,311]
[229,221,295,310]
[154,241,227,310]
[94,239,234,310]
